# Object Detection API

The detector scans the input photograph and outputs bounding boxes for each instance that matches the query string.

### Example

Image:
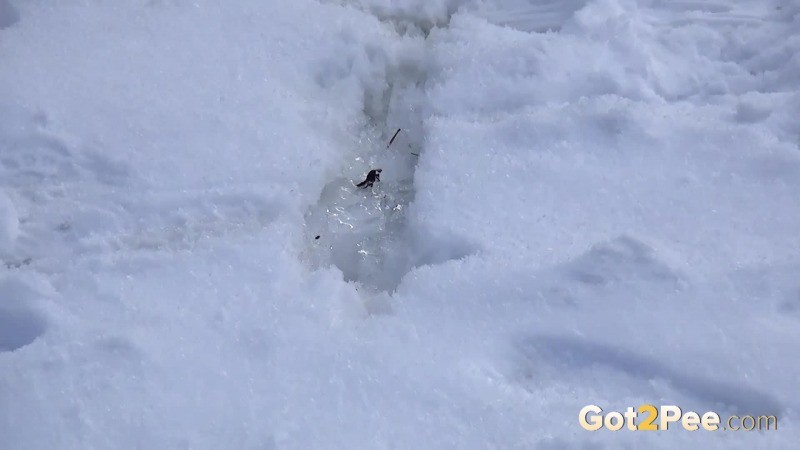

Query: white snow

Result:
[0,191,19,254]
[1,0,799,448]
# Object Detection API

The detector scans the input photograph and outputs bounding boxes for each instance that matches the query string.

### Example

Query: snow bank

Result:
[402,0,800,447]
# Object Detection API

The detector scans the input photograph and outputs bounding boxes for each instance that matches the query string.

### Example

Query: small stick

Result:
[386,128,401,149]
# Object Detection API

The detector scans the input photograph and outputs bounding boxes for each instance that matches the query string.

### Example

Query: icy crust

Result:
[304,151,416,291]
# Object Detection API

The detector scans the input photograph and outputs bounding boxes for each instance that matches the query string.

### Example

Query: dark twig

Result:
[386,128,401,149]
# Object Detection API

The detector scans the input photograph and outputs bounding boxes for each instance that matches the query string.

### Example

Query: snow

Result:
[1,0,799,448]
[0,190,19,254]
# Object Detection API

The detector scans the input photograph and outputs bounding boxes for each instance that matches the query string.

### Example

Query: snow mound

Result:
[563,235,682,287]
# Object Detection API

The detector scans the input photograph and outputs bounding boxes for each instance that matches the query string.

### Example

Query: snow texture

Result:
[1,0,799,448]
[0,191,19,254]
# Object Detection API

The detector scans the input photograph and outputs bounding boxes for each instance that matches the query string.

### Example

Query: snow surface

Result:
[1,0,799,448]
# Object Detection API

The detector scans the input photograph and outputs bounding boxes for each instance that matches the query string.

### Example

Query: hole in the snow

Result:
[0,277,48,352]
[474,0,588,33]
[0,306,47,352]
[302,7,466,293]
[0,0,19,30]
